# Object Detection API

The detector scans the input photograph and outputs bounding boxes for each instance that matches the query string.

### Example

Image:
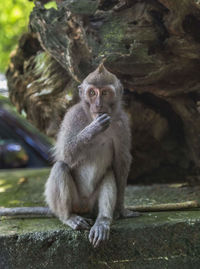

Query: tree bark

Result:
[6,0,200,183]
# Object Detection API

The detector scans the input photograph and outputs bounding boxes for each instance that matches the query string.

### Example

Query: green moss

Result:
[1,175,200,268]
[0,217,65,236]
[65,0,98,15]
[87,14,128,63]
[125,184,200,207]
[0,168,50,207]
[98,18,127,57]
[1,210,200,236]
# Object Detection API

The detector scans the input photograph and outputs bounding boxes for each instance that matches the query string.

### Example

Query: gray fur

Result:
[45,65,136,247]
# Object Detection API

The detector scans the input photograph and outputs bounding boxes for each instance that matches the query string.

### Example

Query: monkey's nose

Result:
[96,104,103,108]
[95,101,103,109]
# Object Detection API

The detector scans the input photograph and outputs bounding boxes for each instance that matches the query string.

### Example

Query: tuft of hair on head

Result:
[79,62,124,97]
[83,63,119,88]
[98,62,105,73]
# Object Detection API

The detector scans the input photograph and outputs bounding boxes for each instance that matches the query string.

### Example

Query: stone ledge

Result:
[1,169,200,268]
[1,211,200,269]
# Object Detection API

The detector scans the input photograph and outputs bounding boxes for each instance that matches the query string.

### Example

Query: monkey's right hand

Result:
[79,114,110,143]
[90,113,111,135]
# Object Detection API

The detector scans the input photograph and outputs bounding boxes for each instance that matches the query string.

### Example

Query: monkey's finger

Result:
[97,113,108,119]
[97,116,110,124]
[74,222,90,230]
[73,218,90,230]
[96,115,107,122]
[85,218,94,226]
[93,228,101,248]
[81,218,92,227]
[95,227,108,248]
[105,228,110,241]
[101,115,110,121]
[92,228,100,247]
[89,229,95,243]
[94,238,101,248]
[100,227,109,242]
[79,219,91,230]
[101,228,106,241]
[99,117,111,126]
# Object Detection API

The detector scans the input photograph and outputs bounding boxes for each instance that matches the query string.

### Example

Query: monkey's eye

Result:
[89,89,96,97]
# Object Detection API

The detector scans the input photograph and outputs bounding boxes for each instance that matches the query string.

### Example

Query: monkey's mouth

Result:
[93,110,108,114]
[94,112,108,116]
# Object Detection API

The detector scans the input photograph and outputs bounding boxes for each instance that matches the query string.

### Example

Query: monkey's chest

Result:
[73,136,113,195]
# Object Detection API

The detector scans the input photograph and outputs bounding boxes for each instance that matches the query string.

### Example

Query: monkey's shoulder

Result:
[113,110,130,131]
[111,110,131,149]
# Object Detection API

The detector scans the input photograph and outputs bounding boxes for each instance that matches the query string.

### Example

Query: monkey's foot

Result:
[63,215,94,230]
[114,208,140,219]
[121,209,140,218]
[89,222,110,248]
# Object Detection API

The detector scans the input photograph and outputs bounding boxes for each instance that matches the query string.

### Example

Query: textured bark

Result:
[6,0,200,182]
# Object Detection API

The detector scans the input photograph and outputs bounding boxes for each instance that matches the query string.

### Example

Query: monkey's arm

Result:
[55,105,110,166]
[113,112,133,217]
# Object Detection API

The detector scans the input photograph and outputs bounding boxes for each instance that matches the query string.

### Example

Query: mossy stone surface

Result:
[1,169,200,268]
[1,211,200,269]
[0,168,49,207]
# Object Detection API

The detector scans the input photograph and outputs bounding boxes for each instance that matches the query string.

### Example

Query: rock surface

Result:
[1,169,200,268]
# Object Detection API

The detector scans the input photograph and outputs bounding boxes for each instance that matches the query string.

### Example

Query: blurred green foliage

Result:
[0,0,34,72]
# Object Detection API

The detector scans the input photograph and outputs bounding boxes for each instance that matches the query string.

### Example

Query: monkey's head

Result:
[79,64,123,118]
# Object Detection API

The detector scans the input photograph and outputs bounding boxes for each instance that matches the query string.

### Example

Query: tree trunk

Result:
[6,0,200,183]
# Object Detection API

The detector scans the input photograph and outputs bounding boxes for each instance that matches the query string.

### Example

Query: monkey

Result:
[44,63,139,247]
[2,65,200,247]
[0,64,139,248]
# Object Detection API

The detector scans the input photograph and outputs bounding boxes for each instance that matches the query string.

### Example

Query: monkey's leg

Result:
[89,169,117,248]
[45,161,93,230]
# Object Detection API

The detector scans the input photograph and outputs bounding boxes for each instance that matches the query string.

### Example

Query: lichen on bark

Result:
[6,0,200,182]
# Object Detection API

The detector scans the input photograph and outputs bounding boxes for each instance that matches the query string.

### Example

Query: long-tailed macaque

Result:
[45,64,138,247]
[0,64,139,247]
[1,65,198,246]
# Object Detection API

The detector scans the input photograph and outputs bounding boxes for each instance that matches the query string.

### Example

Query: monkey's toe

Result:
[65,215,92,230]
[121,209,141,218]
[84,217,94,226]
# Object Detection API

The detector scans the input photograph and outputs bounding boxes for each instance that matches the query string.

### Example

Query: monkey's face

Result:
[84,85,117,118]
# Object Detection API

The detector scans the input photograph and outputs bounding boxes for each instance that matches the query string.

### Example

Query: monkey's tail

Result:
[0,207,54,217]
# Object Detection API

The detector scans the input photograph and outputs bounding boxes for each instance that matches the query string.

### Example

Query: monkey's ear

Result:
[78,85,83,97]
